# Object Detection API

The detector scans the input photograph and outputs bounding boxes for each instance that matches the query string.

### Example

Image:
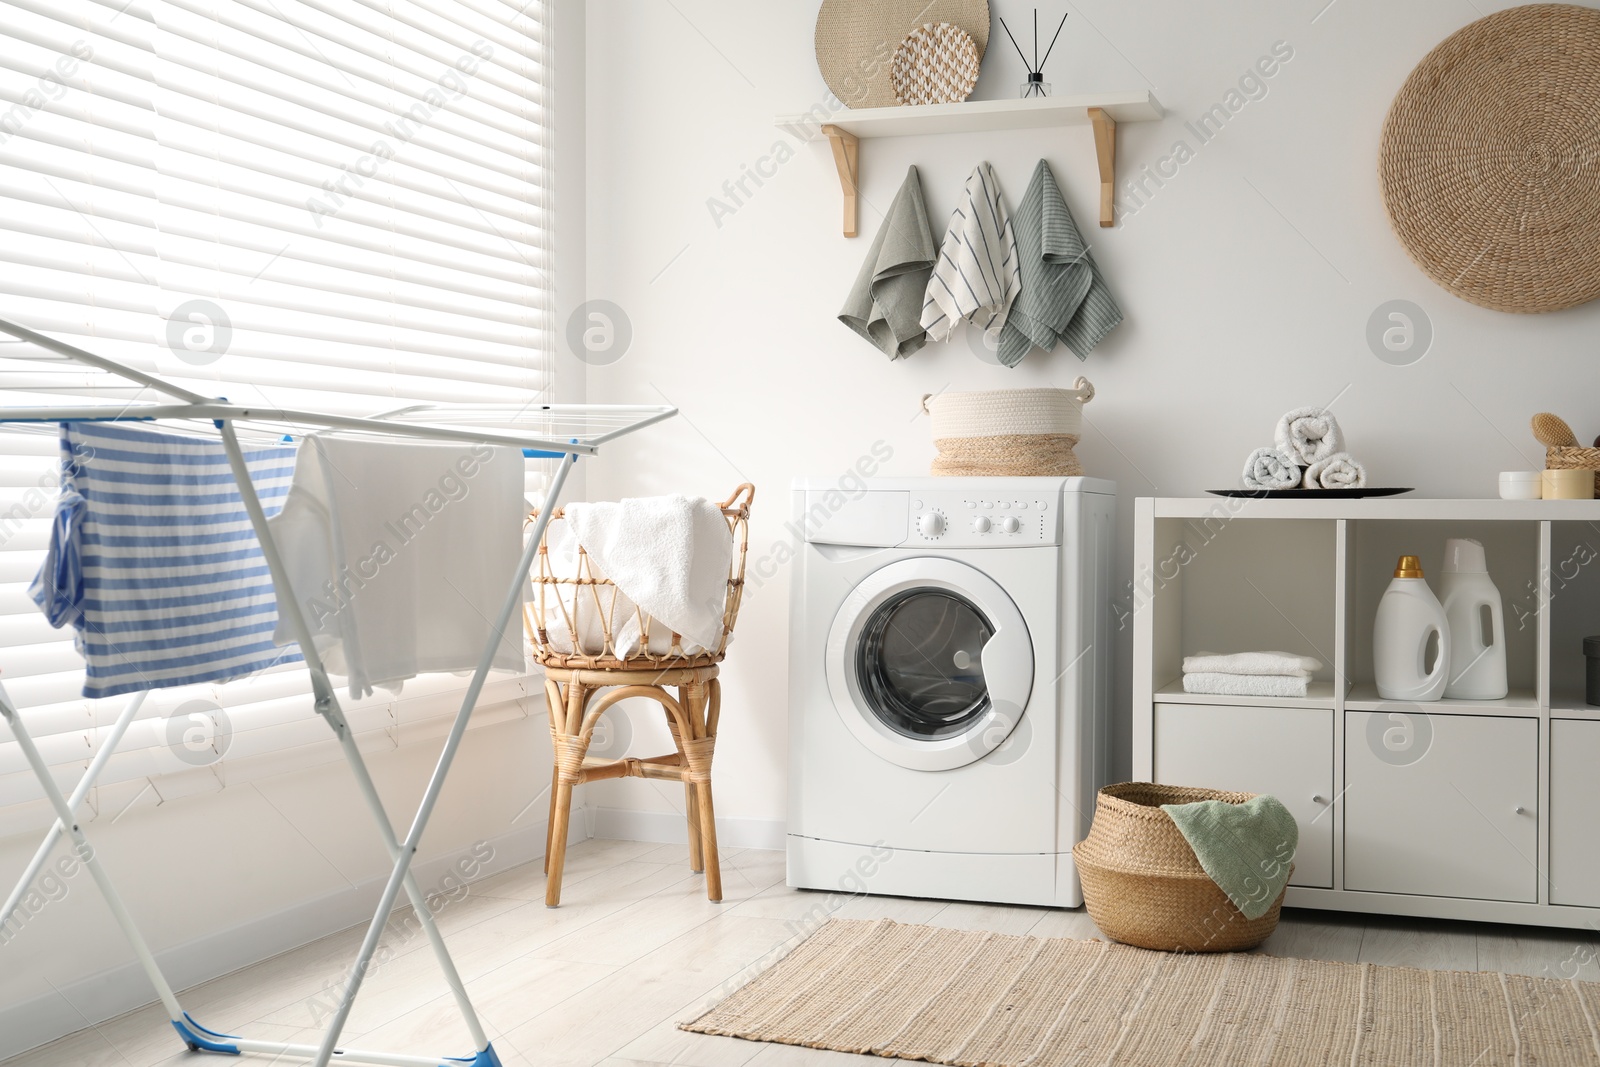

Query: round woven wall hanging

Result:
[816,0,990,110]
[891,22,981,105]
[1378,4,1600,313]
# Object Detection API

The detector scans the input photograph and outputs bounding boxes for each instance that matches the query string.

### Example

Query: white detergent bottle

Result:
[1373,555,1450,701]
[1439,538,1508,700]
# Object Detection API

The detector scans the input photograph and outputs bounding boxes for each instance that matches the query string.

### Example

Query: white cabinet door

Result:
[1153,704,1334,888]
[1345,712,1537,902]
[1551,719,1600,908]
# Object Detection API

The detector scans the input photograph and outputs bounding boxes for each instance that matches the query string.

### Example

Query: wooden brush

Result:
[1532,412,1580,448]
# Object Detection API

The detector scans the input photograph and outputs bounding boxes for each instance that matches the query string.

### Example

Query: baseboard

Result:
[0,819,549,1061]
[589,806,786,851]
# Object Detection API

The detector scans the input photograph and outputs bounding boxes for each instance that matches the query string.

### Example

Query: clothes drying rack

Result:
[0,316,675,1067]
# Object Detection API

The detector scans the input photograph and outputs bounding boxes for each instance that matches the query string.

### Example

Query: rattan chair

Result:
[523,484,753,906]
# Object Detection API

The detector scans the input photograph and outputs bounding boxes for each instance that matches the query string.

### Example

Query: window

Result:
[0,0,553,835]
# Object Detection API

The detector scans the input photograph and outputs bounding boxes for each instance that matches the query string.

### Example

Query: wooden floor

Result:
[7,838,1599,1067]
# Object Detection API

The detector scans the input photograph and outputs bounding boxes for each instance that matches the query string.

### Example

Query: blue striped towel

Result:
[30,422,303,699]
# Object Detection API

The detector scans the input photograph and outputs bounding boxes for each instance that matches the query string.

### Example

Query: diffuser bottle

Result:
[1439,538,1508,700]
[1373,555,1450,701]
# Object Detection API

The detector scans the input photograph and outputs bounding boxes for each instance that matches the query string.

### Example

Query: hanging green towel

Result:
[997,159,1123,367]
[839,166,937,360]
[1161,794,1299,920]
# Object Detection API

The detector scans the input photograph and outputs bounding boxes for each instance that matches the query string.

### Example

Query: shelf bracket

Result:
[1089,107,1116,228]
[821,124,860,238]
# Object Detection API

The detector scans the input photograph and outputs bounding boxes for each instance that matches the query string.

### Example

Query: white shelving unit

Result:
[775,91,1163,235]
[1133,496,1600,927]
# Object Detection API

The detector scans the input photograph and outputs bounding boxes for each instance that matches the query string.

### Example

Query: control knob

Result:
[1000,516,1021,534]
[918,512,945,538]
[973,516,992,533]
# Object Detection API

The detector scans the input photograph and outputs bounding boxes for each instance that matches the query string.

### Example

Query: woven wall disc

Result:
[1379,4,1600,313]
[891,22,981,105]
[816,0,990,110]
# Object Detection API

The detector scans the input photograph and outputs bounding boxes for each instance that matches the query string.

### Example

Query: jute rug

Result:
[682,919,1600,1066]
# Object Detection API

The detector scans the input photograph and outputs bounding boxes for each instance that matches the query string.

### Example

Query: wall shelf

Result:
[775,91,1163,236]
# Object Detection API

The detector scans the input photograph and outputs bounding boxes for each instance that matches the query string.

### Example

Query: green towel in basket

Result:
[1161,794,1299,920]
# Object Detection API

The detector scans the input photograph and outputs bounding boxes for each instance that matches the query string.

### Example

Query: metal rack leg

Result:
[1,690,146,934]
[221,423,554,1065]
[305,451,575,1067]
[0,685,185,1025]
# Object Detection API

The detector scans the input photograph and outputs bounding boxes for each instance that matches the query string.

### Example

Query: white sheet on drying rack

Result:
[268,434,527,699]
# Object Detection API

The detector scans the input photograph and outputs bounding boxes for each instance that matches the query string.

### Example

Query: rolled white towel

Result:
[1275,407,1344,467]
[1303,452,1367,489]
[1183,651,1324,676]
[1241,447,1301,490]
[1183,672,1310,698]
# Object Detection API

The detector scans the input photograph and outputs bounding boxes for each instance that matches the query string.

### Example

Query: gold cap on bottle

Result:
[1394,555,1423,579]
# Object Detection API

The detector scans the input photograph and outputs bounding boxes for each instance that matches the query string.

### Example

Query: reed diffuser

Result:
[999,9,1068,98]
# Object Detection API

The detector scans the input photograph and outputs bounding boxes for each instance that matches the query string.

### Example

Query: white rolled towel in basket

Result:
[920,379,1094,477]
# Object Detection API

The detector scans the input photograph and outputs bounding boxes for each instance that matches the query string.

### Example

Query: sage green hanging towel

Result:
[997,159,1123,367]
[839,166,937,360]
[1161,794,1299,920]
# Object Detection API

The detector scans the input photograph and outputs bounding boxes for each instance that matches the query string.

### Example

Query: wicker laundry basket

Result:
[921,380,1094,477]
[1545,445,1600,496]
[1073,782,1289,952]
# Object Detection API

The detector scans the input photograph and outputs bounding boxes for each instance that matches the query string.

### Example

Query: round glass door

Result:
[855,589,994,740]
[826,557,1034,771]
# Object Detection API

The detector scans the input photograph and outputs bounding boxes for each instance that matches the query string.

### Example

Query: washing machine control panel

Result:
[908,493,1060,546]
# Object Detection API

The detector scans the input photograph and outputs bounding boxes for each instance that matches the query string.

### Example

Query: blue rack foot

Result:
[171,1014,240,1055]
[445,1043,503,1067]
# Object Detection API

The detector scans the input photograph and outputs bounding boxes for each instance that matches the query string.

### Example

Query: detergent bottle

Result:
[1373,555,1450,701]
[1439,538,1508,700]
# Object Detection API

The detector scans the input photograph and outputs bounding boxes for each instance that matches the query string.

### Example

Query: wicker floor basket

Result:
[1073,782,1288,952]
[1546,445,1600,496]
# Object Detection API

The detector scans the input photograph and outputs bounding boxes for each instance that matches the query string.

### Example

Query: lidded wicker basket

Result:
[1072,781,1289,952]
[523,484,753,671]
[920,379,1094,477]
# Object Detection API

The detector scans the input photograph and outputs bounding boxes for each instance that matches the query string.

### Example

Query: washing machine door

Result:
[826,557,1034,771]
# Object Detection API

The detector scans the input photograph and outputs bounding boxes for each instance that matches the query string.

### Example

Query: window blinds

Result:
[0,0,552,835]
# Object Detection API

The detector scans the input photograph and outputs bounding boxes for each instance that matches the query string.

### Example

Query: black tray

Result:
[1207,487,1414,499]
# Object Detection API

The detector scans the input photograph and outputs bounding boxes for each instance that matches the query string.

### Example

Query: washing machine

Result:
[787,476,1115,908]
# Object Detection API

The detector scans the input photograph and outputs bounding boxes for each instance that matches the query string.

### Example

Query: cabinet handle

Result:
[1312,794,1326,804]
[1514,805,1528,816]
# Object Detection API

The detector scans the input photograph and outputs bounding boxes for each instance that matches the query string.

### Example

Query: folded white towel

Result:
[1183,672,1310,698]
[1275,407,1344,467]
[921,162,1020,345]
[1303,451,1367,489]
[1183,651,1324,676]
[1241,447,1301,490]
[563,494,733,655]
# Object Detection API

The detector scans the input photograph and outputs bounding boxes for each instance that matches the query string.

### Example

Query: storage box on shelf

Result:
[1132,496,1600,929]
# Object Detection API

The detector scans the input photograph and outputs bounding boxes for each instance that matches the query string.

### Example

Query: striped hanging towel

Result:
[997,159,1124,367]
[30,422,302,699]
[921,162,1020,344]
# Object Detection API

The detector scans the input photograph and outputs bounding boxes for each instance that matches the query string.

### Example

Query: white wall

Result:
[580,0,1600,832]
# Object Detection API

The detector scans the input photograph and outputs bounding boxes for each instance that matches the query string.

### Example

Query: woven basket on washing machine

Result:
[920,380,1094,477]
